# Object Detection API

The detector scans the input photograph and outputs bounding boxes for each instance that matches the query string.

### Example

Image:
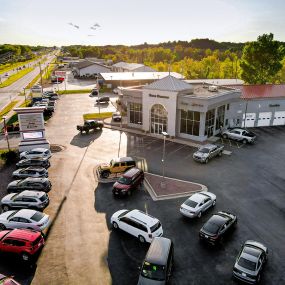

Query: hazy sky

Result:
[0,0,285,46]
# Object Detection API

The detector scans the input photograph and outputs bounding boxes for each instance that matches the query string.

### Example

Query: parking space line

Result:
[167,145,187,156]
[142,138,159,147]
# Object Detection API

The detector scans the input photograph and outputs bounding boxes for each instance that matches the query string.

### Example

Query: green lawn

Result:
[0,100,19,119]
[0,57,39,74]
[0,67,34,88]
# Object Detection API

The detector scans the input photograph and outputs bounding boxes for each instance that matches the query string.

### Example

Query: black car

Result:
[16,158,50,169]
[89,90,98,97]
[96,96,110,103]
[7,177,52,193]
[199,211,237,245]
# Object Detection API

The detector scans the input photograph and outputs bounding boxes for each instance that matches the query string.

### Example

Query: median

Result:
[83,112,113,120]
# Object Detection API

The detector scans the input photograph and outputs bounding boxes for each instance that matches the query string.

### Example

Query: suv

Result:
[1,190,49,212]
[113,168,144,197]
[221,128,256,144]
[20,148,51,160]
[0,229,45,262]
[111,209,163,243]
[7,177,52,193]
[16,157,50,169]
[99,157,136,178]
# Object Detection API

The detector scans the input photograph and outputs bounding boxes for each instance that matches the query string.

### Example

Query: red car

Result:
[0,229,45,262]
[0,273,21,285]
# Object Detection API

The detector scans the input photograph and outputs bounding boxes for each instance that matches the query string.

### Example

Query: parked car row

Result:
[32,91,59,116]
[0,147,54,265]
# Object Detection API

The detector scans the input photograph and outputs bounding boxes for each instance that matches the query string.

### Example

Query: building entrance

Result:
[150,104,167,135]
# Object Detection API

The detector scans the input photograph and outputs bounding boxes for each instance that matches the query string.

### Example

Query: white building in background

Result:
[72,60,110,77]
[112,62,156,72]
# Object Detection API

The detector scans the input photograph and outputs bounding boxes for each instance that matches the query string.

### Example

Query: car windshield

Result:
[118,177,132,185]
[238,257,257,271]
[199,148,210,153]
[150,221,161,233]
[31,212,44,222]
[11,194,18,200]
[203,221,220,234]
[39,194,48,202]
[141,262,165,281]
[184,199,198,208]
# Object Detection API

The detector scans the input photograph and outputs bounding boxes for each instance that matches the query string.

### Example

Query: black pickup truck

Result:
[77,120,103,134]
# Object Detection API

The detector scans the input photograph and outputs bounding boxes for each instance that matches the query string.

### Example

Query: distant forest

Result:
[62,38,285,82]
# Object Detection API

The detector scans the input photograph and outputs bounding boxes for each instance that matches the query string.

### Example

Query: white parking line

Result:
[167,145,187,156]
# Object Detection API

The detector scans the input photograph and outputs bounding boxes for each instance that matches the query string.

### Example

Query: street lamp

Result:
[161,131,168,187]
[2,116,11,151]
[23,88,27,106]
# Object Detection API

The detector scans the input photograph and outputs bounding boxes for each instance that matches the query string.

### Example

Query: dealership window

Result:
[216,105,225,130]
[180,110,200,136]
[205,109,215,137]
[150,104,167,134]
[129,103,142,125]
[227,104,230,110]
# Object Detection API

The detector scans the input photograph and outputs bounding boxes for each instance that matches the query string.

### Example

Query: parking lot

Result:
[0,92,285,284]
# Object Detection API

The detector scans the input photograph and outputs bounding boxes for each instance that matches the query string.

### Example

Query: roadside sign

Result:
[55,71,66,77]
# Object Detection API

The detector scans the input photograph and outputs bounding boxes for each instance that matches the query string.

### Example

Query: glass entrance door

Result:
[153,122,166,134]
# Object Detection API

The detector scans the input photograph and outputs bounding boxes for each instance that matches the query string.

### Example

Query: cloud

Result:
[0,17,6,22]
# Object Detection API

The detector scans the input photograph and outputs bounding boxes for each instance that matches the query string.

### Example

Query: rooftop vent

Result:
[208,85,218,92]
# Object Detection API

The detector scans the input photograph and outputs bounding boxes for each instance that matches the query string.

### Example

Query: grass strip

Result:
[0,100,19,118]
[0,68,34,88]
[58,89,92,94]
[0,57,39,74]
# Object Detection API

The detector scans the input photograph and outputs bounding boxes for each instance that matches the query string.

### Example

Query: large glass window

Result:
[205,109,215,137]
[216,105,225,130]
[129,103,142,125]
[150,104,167,134]
[180,110,200,136]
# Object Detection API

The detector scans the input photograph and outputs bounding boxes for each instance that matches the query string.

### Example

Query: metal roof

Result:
[144,75,192,92]
[74,60,110,70]
[112,61,145,70]
[185,79,244,86]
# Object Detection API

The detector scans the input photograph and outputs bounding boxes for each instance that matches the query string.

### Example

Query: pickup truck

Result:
[193,144,224,164]
[77,120,103,134]
[221,128,256,144]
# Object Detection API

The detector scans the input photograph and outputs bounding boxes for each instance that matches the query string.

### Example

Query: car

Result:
[111,209,163,243]
[76,120,103,134]
[16,157,50,169]
[180,191,216,218]
[1,191,49,212]
[0,228,45,262]
[12,167,48,179]
[0,273,21,285]
[113,87,122,95]
[199,211,237,245]
[7,177,51,193]
[112,112,122,122]
[0,209,50,231]
[193,144,224,163]
[99,157,136,178]
[31,85,42,92]
[4,73,9,77]
[221,128,256,144]
[20,148,51,160]
[89,90,98,97]
[95,96,110,103]
[233,241,268,284]
[43,91,59,100]
[112,168,144,197]
[51,76,64,83]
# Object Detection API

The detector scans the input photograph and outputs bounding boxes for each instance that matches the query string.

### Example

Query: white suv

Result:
[20,148,51,160]
[111,209,163,243]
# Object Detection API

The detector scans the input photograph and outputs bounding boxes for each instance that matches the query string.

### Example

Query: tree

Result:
[240,33,285,84]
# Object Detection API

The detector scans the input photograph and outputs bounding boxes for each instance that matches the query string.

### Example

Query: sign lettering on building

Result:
[149,94,169,99]
[269,104,280,107]
[192,103,204,107]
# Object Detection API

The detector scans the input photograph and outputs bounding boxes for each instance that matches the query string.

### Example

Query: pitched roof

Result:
[231,84,285,99]
[74,60,110,70]
[112,61,145,70]
[144,75,192,92]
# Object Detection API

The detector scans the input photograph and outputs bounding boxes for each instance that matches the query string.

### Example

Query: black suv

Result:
[96,96,110,103]
[7,177,52,193]
[16,158,50,169]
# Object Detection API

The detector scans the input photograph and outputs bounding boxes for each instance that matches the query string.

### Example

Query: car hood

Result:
[111,209,129,220]
[12,169,21,174]
[137,276,165,285]
[7,180,21,188]
[194,151,207,158]
[0,210,16,221]
[113,182,129,190]
[1,193,16,202]
[99,163,110,170]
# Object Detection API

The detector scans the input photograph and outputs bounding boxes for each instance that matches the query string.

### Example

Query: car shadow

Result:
[70,130,103,148]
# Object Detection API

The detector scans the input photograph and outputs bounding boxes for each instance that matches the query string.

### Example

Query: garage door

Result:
[273,111,285,126]
[257,112,272,127]
[242,113,256,127]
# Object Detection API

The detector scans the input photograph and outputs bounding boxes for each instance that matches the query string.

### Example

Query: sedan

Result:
[16,157,50,169]
[180,191,216,218]
[199,211,237,245]
[112,112,122,122]
[233,240,268,284]
[0,209,50,231]
[20,148,51,160]
[1,190,49,212]
[12,167,48,179]
[7,177,52,193]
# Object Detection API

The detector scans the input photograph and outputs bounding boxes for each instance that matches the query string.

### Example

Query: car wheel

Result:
[112,222,118,229]
[21,252,31,262]
[222,134,228,139]
[218,151,222,157]
[0,224,6,230]
[2,205,10,212]
[101,171,110,179]
[197,211,202,218]
[242,139,247,144]
[205,158,209,164]
[138,235,145,243]
[212,200,216,207]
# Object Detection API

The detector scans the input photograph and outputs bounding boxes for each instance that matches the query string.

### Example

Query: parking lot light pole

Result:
[2,116,11,151]
[23,88,27,106]
[161,131,168,188]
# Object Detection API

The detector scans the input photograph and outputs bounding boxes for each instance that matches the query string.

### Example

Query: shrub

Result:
[0,150,18,165]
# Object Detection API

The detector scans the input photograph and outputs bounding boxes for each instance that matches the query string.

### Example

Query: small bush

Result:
[0,150,18,165]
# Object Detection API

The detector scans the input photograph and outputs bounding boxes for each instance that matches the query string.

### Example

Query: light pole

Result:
[23,88,27,106]
[2,116,11,151]
[97,76,100,115]
[39,63,43,93]
[161,131,168,187]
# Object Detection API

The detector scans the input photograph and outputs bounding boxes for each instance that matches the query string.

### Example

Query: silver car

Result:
[12,167,48,179]
[221,128,256,144]
[0,209,50,231]
[1,191,49,212]
[180,192,216,218]
[20,148,51,160]
[193,144,224,164]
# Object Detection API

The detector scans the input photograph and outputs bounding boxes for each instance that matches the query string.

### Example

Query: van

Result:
[138,237,174,284]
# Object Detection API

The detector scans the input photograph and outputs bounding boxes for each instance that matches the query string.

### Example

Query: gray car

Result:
[193,144,224,164]
[233,240,268,284]
[16,157,50,169]
[221,128,256,144]
[12,167,48,179]
[1,191,49,212]
[0,209,50,231]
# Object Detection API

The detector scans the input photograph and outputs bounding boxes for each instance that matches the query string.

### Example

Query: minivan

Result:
[138,237,174,284]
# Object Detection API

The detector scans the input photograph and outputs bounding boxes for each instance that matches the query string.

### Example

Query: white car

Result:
[0,209,50,231]
[111,209,163,243]
[180,191,216,218]
[20,148,51,160]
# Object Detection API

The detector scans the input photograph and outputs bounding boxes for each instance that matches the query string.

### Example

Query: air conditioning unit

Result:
[208,85,218,92]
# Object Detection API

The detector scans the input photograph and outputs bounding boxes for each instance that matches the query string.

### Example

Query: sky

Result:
[0,0,285,46]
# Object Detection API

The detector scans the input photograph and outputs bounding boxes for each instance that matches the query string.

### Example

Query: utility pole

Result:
[39,63,43,93]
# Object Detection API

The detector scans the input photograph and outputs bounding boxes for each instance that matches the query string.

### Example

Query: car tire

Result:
[21,252,31,262]
[101,171,110,179]
[218,151,222,157]
[112,222,118,229]
[212,200,216,207]
[222,134,228,139]
[197,211,202,218]
[242,139,247,144]
[0,224,6,230]
[2,205,10,212]
[138,235,145,243]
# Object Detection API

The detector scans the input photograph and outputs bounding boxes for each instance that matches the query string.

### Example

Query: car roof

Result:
[188,193,206,203]
[113,157,134,163]
[123,167,141,178]
[127,210,158,227]
[201,144,217,150]
[23,177,48,183]
[17,190,45,198]
[241,245,262,262]
[208,213,228,226]
[14,209,37,219]
[23,166,45,171]
[6,229,41,241]
[30,148,49,152]
[145,237,172,265]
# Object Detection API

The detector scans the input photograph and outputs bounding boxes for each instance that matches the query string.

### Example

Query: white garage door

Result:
[257,112,272,127]
[242,113,256,127]
[273,111,285,126]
